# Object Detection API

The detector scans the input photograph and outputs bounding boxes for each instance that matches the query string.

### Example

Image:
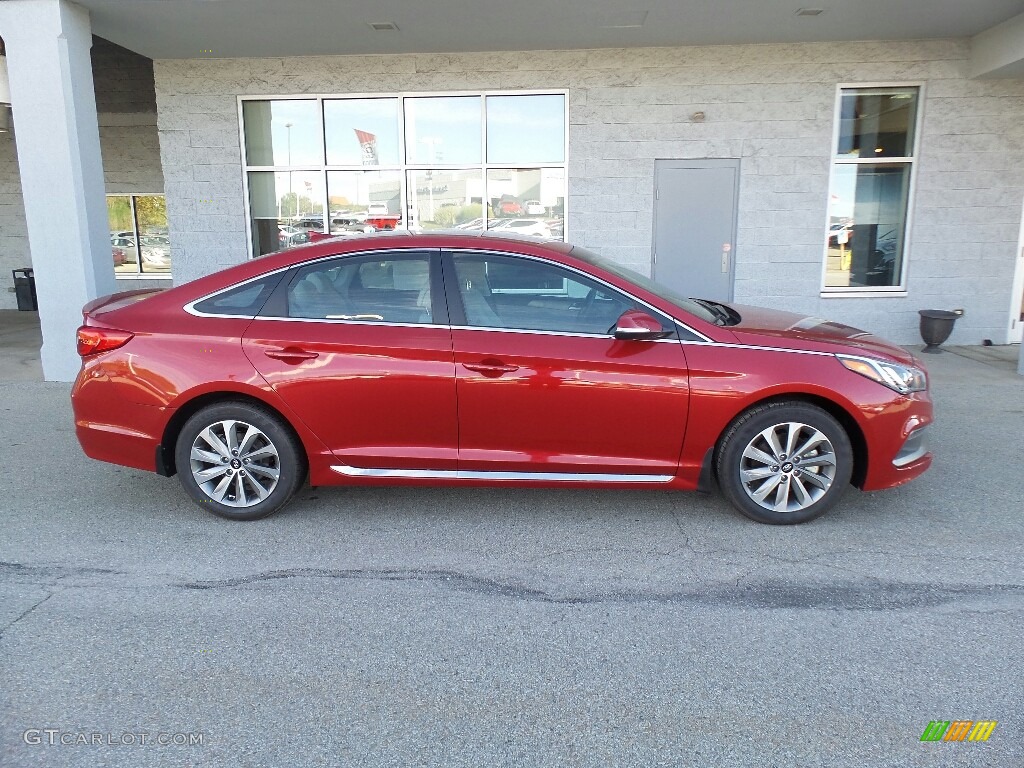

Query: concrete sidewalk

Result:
[0,311,43,383]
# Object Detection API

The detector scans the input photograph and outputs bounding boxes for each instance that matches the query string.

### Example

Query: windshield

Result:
[569,246,726,326]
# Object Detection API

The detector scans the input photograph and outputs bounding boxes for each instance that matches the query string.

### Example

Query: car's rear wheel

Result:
[174,401,306,520]
[715,402,853,525]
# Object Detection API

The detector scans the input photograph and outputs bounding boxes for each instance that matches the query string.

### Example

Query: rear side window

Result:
[192,273,283,317]
[285,251,435,324]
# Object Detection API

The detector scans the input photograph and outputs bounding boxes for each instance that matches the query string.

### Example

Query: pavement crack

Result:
[176,568,1024,611]
[0,589,57,639]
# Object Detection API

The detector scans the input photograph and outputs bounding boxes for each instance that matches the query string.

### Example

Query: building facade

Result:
[1,0,1023,379]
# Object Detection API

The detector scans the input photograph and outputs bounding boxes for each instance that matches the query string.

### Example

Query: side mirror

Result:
[613,309,672,341]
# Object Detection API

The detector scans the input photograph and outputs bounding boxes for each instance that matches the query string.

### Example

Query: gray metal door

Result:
[652,159,740,302]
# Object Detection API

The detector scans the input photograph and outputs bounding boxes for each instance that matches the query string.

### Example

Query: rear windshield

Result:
[569,246,725,326]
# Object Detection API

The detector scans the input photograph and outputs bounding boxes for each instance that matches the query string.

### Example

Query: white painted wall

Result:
[153,40,1024,345]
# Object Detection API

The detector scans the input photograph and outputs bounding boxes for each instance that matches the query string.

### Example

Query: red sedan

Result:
[72,232,932,524]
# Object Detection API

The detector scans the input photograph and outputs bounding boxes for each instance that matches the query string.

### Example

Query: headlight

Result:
[837,354,927,395]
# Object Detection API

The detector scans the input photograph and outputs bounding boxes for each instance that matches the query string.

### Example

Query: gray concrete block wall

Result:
[151,40,1024,344]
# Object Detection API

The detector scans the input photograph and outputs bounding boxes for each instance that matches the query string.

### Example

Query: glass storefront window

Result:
[486,168,564,240]
[242,100,321,166]
[107,194,171,277]
[327,171,403,233]
[241,92,567,256]
[248,171,325,256]
[486,94,565,164]
[824,86,919,291]
[324,98,401,166]
[404,96,482,165]
[408,169,484,230]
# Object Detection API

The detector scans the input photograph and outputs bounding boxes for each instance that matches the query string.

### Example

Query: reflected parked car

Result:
[140,235,172,270]
[489,218,552,238]
[72,231,932,525]
[110,236,138,265]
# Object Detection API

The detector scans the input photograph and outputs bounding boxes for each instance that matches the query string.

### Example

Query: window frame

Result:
[106,192,172,280]
[819,82,925,298]
[237,90,570,260]
[442,249,679,340]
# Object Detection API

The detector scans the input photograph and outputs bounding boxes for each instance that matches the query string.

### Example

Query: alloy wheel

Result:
[738,421,838,514]
[189,420,281,508]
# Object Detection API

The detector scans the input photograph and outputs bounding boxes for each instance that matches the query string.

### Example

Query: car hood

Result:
[722,303,918,366]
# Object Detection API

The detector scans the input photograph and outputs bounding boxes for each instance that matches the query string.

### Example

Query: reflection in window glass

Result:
[825,86,918,291]
[242,100,322,166]
[404,96,482,165]
[248,171,325,256]
[327,171,403,233]
[486,168,564,239]
[453,254,640,334]
[288,253,433,323]
[324,99,400,166]
[837,87,918,159]
[407,169,484,230]
[135,195,170,274]
[824,164,911,289]
[486,94,565,164]
[108,194,172,277]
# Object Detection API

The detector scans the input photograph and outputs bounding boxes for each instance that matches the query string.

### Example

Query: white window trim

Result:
[819,81,925,297]
[107,192,173,280]
[237,90,570,261]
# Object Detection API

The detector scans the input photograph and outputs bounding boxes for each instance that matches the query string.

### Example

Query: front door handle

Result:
[265,347,319,363]
[463,361,519,377]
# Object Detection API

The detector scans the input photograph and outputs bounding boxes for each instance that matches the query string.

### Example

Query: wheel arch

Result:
[156,390,309,478]
[711,392,869,490]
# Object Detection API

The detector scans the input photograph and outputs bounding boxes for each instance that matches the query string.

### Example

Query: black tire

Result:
[715,401,853,525]
[174,401,306,521]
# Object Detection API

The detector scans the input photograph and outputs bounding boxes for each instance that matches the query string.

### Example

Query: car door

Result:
[243,248,458,471]
[445,250,690,478]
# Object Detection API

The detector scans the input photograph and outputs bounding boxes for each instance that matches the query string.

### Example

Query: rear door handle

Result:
[265,347,319,362]
[463,361,519,376]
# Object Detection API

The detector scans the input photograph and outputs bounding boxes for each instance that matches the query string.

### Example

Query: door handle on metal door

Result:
[265,347,319,362]
[463,361,519,376]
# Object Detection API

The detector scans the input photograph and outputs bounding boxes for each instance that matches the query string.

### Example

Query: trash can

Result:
[12,268,37,311]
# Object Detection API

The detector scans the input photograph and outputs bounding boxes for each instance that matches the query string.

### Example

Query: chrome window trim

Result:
[331,465,674,483]
[184,243,716,343]
[183,245,440,319]
[449,325,680,342]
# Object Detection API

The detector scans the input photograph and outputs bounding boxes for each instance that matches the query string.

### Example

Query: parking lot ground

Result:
[0,339,1022,767]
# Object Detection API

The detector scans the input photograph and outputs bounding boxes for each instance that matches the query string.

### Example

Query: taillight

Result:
[77,326,134,357]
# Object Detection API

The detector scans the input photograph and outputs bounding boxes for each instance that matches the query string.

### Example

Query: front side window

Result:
[107,194,171,277]
[286,252,434,324]
[241,92,567,257]
[453,253,643,335]
[824,86,919,292]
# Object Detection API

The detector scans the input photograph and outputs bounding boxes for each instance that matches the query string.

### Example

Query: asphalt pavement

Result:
[0,343,1021,767]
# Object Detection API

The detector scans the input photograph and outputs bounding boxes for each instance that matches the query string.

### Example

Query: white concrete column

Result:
[0,0,115,381]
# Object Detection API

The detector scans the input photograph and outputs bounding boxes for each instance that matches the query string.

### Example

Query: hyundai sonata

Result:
[72,232,932,524]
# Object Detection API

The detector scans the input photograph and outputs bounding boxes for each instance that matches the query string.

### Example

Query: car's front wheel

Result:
[174,401,306,520]
[715,402,853,525]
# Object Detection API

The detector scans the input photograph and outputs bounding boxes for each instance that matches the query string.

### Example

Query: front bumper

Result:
[860,393,934,491]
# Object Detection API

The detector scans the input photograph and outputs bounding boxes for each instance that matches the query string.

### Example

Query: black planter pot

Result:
[918,309,963,353]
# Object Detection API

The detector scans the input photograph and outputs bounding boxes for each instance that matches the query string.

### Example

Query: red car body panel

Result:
[71,231,933,500]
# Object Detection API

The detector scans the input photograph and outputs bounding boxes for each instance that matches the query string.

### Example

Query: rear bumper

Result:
[72,370,168,473]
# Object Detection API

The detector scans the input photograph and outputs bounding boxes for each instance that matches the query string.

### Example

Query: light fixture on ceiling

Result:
[367,21,399,32]
[795,8,825,16]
